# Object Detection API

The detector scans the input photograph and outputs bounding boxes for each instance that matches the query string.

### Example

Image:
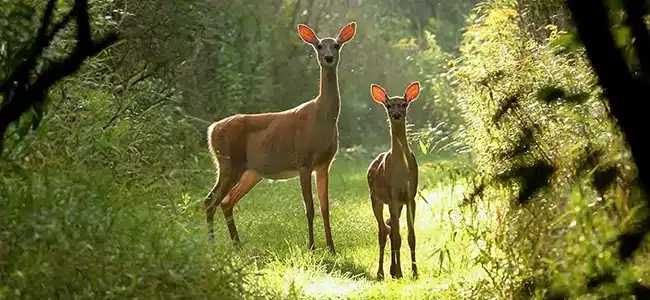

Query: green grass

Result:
[183,157,499,299]
[4,147,648,299]
[1,148,495,299]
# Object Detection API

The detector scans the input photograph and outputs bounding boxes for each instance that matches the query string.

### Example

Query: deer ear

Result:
[337,22,356,44]
[404,81,420,102]
[297,24,318,45]
[370,84,387,104]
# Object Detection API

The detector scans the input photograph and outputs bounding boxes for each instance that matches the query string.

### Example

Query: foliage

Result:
[450,0,649,298]
[0,0,119,152]
[2,0,650,299]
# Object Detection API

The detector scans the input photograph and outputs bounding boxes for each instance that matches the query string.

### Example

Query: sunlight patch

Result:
[303,276,364,298]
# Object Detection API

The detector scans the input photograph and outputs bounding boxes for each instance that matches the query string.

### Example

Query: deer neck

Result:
[315,65,340,122]
[389,120,410,161]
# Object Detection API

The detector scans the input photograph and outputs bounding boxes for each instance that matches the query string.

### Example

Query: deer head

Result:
[297,22,356,68]
[370,81,421,121]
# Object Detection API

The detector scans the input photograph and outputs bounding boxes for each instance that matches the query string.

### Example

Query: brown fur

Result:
[366,82,420,280]
[203,22,356,254]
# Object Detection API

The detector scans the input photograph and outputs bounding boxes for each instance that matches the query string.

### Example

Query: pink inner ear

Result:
[338,23,356,43]
[405,82,420,102]
[298,25,317,43]
[371,86,386,103]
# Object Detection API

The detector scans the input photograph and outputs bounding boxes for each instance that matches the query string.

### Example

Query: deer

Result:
[203,22,356,254]
[366,81,421,280]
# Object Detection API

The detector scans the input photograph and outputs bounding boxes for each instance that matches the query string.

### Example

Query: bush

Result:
[447,0,649,297]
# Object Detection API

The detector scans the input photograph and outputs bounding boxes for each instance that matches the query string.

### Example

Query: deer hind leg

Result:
[406,199,417,279]
[389,204,403,279]
[315,166,335,254]
[371,196,389,280]
[299,167,316,251]
[221,170,262,247]
[204,164,239,243]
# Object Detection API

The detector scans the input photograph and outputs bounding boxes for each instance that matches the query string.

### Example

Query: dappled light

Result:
[2,0,650,299]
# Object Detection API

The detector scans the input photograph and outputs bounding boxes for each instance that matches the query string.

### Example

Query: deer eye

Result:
[334,44,340,49]
[385,104,392,109]
[316,44,323,50]
[402,103,408,108]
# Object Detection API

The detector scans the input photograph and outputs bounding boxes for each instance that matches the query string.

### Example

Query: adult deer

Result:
[366,81,420,280]
[203,22,356,254]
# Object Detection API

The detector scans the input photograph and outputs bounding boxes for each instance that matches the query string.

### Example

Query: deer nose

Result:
[324,55,334,63]
[391,113,401,119]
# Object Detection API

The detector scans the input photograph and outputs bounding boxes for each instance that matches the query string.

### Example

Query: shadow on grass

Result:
[320,255,376,281]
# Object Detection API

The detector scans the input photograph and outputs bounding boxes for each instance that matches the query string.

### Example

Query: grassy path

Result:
[0,153,499,299]
[195,157,496,299]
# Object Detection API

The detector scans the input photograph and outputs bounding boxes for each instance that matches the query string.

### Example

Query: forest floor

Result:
[192,157,494,299]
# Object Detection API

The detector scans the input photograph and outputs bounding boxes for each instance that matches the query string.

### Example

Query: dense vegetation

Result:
[1,0,650,299]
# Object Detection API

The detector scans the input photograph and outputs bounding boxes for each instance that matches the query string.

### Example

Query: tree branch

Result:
[0,0,120,153]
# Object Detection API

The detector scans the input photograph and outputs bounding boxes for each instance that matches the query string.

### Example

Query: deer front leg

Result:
[316,166,335,254]
[389,203,403,279]
[299,167,316,251]
[406,199,417,279]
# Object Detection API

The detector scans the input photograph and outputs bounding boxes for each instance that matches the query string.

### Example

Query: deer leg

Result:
[221,170,262,247]
[371,197,389,280]
[204,166,238,243]
[205,180,220,243]
[389,204,403,279]
[385,216,393,276]
[406,199,417,279]
[299,167,316,251]
[315,167,335,254]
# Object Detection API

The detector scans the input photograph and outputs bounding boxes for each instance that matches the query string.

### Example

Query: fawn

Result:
[203,22,356,254]
[366,81,421,280]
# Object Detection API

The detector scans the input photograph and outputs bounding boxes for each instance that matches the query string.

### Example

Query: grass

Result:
[183,156,499,299]
[1,142,501,299]
[3,142,648,299]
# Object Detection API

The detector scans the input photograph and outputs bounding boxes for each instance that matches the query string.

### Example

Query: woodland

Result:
[2,0,650,299]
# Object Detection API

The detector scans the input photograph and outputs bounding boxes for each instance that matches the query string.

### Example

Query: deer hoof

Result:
[391,268,403,279]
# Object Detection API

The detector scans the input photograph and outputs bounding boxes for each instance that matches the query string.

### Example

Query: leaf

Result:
[549,32,576,49]
[418,140,428,155]
[613,25,632,48]
[548,30,583,54]
[31,102,44,130]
